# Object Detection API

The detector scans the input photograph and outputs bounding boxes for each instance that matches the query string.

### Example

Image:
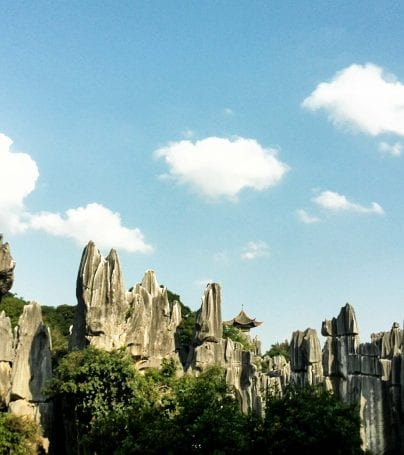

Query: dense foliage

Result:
[0,292,27,327]
[48,347,365,455]
[265,340,290,361]
[0,292,75,361]
[260,383,364,455]
[222,324,255,351]
[0,413,43,455]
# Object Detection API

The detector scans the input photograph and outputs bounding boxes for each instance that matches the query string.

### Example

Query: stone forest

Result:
[0,234,403,454]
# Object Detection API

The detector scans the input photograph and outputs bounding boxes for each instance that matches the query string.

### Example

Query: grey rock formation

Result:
[0,302,54,450]
[322,305,404,454]
[126,270,182,369]
[0,311,13,408]
[0,235,15,300]
[186,283,265,414]
[71,241,128,350]
[71,242,182,368]
[290,328,323,386]
[194,283,223,343]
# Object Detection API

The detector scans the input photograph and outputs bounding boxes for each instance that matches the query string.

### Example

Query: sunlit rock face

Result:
[290,328,323,386]
[0,235,15,300]
[71,242,182,368]
[321,304,404,455]
[185,283,266,414]
[5,303,53,448]
[0,311,13,409]
[125,270,182,369]
[71,241,128,350]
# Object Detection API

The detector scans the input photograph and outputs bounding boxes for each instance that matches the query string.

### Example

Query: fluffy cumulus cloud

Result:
[296,209,320,224]
[303,63,404,137]
[0,133,39,232]
[155,137,288,200]
[313,191,384,215]
[241,241,269,261]
[29,203,153,253]
[0,132,152,253]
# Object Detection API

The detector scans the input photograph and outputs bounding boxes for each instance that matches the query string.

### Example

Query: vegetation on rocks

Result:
[47,347,364,455]
[0,413,43,455]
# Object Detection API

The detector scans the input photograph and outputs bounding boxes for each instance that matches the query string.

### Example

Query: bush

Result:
[0,413,43,455]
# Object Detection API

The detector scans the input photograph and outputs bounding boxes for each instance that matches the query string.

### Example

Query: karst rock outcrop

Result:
[2,237,404,454]
[71,241,182,368]
[186,283,268,414]
[0,234,15,300]
[0,237,52,451]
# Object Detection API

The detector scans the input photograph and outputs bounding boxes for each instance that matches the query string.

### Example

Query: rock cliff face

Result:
[186,283,266,414]
[290,328,323,386]
[0,238,52,450]
[126,270,182,369]
[3,238,404,454]
[9,302,53,441]
[71,241,128,350]
[71,242,182,368]
[0,235,15,300]
[0,311,13,409]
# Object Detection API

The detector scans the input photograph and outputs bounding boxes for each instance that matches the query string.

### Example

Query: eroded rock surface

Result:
[186,283,265,414]
[322,305,404,454]
[71,242,128,350]
[290,328,323,386]
[0,235,15,300]
[71,242,182,368]
[126,270,182,369]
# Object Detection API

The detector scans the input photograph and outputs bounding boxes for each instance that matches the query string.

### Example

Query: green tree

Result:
[0,292,27,327]
[47,347,152,454]
[265,340,290,361]
[41,304,75,362]
[223,325,255,351]
[260,383,364,454]
[0,413,43,455]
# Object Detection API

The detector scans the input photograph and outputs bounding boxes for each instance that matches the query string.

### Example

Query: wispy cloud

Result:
[155,137,288,200]
[303,63,404,138]
[313,190,384,215]
[181,129,195,139]
[0,132,153,253]
[241,241,269,261]
[296,209,320,224]
[223,107,235,116]
[378,141,403,157]
[213,251,230,266]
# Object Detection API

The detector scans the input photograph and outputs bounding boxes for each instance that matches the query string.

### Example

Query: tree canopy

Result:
[47,347,365,455]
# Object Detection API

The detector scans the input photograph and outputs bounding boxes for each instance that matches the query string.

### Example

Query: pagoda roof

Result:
[224,309,263,329]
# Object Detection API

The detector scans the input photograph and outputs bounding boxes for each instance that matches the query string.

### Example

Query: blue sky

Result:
[1,1,404,350]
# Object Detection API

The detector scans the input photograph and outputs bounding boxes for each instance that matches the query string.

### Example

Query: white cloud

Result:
[296,209,320,224]
[155,137,288,200]
[29,203,153,253]
[378,141,403,157]
[303,63,404,137]
[313,191,384,215]
[0,133,39,232]
[0,132,153,253]
[241,241,269,261]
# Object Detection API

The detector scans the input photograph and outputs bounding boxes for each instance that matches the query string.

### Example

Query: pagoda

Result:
[224,308,262,333]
